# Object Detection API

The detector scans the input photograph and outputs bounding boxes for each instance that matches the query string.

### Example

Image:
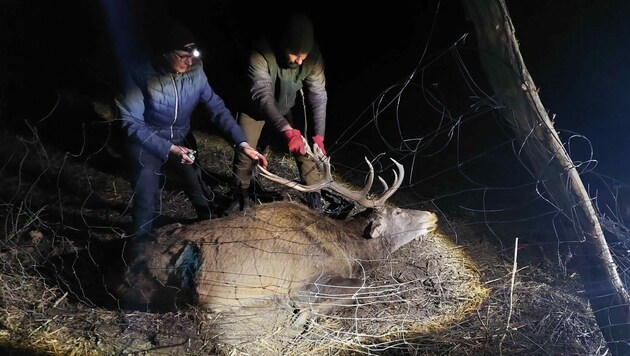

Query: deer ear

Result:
[368,218,387,238]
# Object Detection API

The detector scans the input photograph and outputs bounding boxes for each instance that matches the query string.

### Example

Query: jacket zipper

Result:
[169,74,179,141]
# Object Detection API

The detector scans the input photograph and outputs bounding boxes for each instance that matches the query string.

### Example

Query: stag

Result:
[117,141,438,324]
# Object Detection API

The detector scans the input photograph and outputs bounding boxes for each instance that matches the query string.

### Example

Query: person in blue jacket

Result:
[116,21,267,238]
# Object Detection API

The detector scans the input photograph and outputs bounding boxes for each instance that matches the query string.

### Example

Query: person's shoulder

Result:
[248,41,273,69]
[189,61,204,72]
[310,43,322,58]
[304,43,323,66]
[186,61,209,82]
[120,59,155,87]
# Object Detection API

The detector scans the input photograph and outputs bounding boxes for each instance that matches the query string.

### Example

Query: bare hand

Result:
[242,146,268,169]
[170,145,196,165]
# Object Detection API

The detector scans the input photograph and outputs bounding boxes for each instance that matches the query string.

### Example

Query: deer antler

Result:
[257,136,404,208]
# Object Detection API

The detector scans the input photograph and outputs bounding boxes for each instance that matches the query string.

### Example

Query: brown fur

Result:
[118,201,438,316]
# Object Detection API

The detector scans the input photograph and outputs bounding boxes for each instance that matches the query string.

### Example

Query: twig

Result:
[507,237,518,329]
[52,292,68,308]
[499,237,519,356]
[28,315,57,337]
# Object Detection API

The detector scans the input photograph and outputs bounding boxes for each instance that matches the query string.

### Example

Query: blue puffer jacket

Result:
[116,58,246,160]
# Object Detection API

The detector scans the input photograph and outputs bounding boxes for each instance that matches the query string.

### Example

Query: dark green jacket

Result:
[245,38,327,137]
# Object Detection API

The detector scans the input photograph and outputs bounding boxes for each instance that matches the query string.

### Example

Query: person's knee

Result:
[298,163,322,186]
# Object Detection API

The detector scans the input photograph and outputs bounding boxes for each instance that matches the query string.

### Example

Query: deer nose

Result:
[425,212,439,230]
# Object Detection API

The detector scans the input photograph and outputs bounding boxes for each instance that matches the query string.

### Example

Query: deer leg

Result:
[291,275,365,327]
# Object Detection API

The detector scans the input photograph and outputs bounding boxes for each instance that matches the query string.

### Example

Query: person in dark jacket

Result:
[228,12,328,213]
[116,21,267,238]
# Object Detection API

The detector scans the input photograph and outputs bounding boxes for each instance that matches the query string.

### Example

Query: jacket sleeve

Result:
[115,73,173,160]
[248,51,290,132]
[304,52,327,137]
[198,71,247,146]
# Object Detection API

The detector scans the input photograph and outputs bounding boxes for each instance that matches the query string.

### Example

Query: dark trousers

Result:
[127,134,210,237]
[231,112,322,190]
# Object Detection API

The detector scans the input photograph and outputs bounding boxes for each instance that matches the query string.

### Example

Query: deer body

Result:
[119,201,437,315]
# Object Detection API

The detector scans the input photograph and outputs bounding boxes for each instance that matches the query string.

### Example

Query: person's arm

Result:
[115,72,173,160]
[248,51,305,155]
[304,49,328,155]
[248,51,292,132]
[198,68,247,145]
[198,68,268,168]
[237,142,268,168]
[304,50,327,138]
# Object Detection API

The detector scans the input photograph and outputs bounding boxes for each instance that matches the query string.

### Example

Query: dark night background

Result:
[508,1,630,183]
[1,0,628,193]
[0,2,629,353]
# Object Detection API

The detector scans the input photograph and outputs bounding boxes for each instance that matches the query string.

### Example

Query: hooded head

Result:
[276,13,314,69]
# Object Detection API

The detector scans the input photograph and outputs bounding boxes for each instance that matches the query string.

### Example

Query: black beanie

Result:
[280,13,314,54]
[161,21,197,54]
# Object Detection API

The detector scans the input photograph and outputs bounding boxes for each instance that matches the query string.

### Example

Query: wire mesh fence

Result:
[0,3,627,355]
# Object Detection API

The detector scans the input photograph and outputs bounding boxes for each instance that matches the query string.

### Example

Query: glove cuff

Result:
[283,129,301,140]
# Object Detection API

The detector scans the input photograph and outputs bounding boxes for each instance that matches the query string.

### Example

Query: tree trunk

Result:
[462,1,630,354]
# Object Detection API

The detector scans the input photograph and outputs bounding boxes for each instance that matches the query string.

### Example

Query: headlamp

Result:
[183,43,201,58]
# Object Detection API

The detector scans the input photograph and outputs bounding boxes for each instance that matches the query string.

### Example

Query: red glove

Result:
[283,129,305,155]
[312,135,326,156]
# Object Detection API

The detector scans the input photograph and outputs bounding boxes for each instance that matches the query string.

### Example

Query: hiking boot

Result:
[193,204,213,221]
[306,192,324,212]
[224,188,253,215]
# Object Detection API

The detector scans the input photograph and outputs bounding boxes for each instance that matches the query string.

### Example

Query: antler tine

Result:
[371,158,405,206]
[257,136,404,209]
[361,157,375,197]
[257,154,372,203]
[257,165,330,192]
[256,135,332,193]
[324,157,403,208]
[378,176,389,192]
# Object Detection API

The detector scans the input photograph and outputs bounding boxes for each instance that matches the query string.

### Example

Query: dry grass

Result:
[0,129,607,355]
